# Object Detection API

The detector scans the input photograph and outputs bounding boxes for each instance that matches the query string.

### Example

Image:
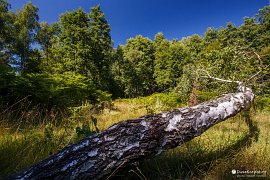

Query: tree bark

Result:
[9,85,254,180]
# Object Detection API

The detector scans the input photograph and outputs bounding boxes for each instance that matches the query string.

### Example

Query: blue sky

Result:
[8,0,269,47]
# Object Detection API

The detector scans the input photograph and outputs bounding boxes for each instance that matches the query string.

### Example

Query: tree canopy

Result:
[0,0,269,108]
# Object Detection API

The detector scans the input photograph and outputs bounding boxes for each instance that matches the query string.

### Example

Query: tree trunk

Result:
[9,85,254,180]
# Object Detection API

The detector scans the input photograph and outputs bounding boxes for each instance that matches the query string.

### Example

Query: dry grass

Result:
[94,99,270,179]
[0,97,269,179]
[97,99,148,130]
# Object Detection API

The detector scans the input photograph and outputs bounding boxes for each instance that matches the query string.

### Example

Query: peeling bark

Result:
[9,85,254,180]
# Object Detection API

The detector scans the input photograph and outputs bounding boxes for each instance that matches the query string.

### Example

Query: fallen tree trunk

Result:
[10,84,254,180]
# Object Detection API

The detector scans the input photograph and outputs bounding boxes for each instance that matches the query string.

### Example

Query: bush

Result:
[1,72,112,109]
[196,90,220,103]
[140,93,183,113]
[0,64,16,102]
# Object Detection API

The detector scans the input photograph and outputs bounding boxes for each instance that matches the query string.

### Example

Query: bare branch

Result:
[246,64,270,83]
[200,70,241,84]
[253,51,263,68]
[199,51,270,86]
[244,51,270,83]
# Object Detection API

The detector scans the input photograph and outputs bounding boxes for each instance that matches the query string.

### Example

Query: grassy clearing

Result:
[136,112,269,180]
[0,95,269,179]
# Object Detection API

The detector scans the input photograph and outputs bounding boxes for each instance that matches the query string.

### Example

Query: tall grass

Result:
[0,93,269,179]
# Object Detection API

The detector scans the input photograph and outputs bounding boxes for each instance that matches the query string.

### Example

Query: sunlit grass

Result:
[127,111,270,180]
[0,96,269,179]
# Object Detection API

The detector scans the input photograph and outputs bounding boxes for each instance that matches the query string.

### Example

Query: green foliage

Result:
[49,73,111,107]
[113,35,156,97]
[153,34,170,90]
[257,5,270,31]
[22,48,41,74]
[44,6,114,92]
[36,22,60,65]
[0,63,15,102]
[44,123,54,140]
[0,72,111,109]
[110,46,126,97]
[56,8,94,76]
[139,92,182,113]
[0,0,13,65]
[204,27,218,43]
[9,73,55,106]
[174,74,191,102]
[154,34,189,90]
[198,45,262,93]
[196,90,220,103]
[181,34,204,57]
[76,117,99,138]
[50,73,92,107]
[12,2,40,71]
[71,103,100,138]
[0,1,269,120]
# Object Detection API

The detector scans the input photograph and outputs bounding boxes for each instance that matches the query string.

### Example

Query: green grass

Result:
[109,101,270,179]
[0,94,269,179]
[137,113,268,180]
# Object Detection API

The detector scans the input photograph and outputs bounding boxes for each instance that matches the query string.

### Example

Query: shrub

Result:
[196,90,220,103]
[1,73,112,109]
[75,116,99,139]
[140,93,183,113]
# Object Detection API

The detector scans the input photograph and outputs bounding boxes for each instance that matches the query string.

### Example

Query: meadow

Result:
[0,93,269,179]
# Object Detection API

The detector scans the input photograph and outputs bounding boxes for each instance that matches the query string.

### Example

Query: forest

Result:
[0,0,270,179]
